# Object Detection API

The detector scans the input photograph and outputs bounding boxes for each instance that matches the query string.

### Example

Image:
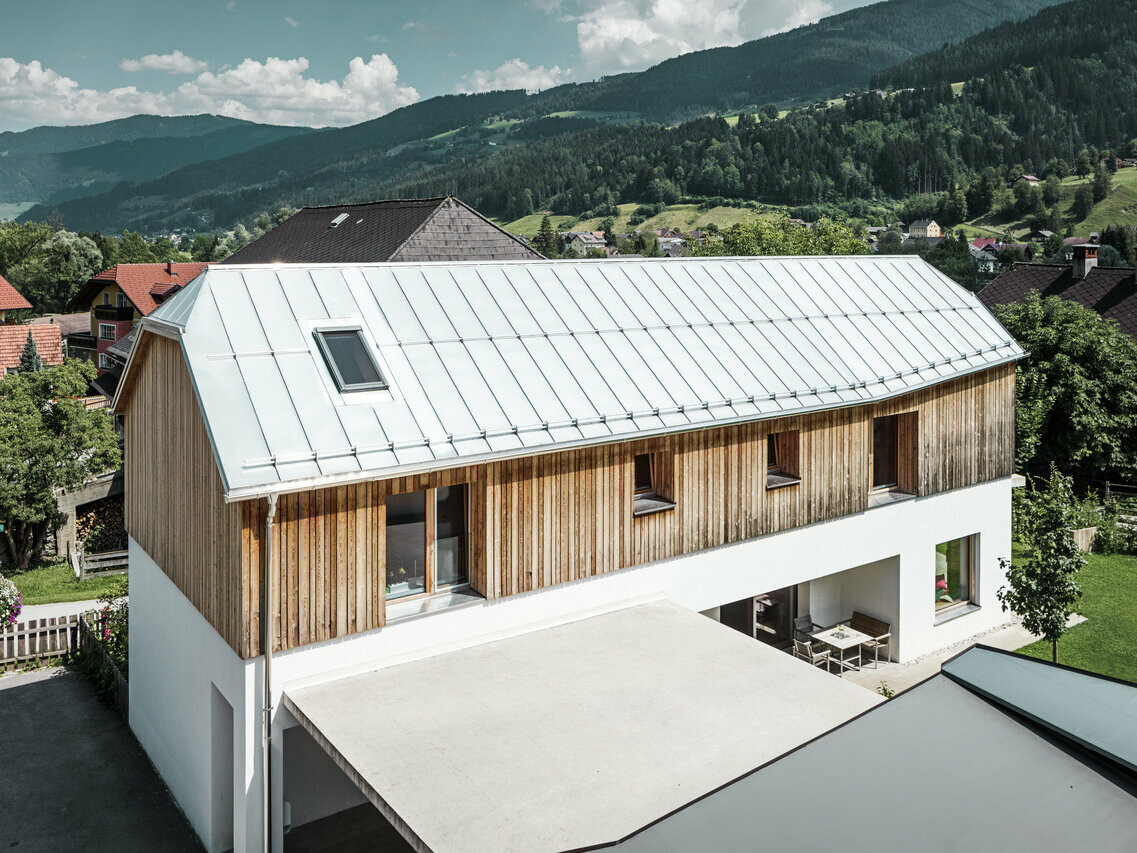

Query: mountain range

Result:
[11,0,1066,232]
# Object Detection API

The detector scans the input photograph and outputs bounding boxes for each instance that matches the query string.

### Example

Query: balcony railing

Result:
[93,306,134,322]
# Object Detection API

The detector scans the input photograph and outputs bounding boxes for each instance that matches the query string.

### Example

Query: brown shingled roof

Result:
[220,196,542,264]
[0,324,62,372]
[978,263,1137,339]
[0,273,31,312]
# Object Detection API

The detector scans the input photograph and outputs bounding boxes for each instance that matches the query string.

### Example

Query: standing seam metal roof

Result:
[128,255,1024,499]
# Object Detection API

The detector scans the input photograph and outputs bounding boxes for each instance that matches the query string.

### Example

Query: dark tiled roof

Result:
[979,263,1137,338]
[105,326,136,362]
[30,312,91,336]
[221,197,542,265]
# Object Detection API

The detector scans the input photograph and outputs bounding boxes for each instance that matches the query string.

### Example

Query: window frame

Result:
[934,534,978,616]
[766,429,801,490]
[384,484,471,605]
[98,353,115,370]
[632,450,676,517]
[115,292,130,309]
[313,326,388,393]
[98,323,116,341]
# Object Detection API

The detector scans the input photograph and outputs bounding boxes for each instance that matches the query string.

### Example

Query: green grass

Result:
[1065,167,1137,234]
[1016,549,1137,683]
[4,561,127,606]
[502,202,765,238]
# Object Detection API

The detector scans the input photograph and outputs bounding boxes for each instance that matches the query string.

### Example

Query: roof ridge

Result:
[297,196,449,211]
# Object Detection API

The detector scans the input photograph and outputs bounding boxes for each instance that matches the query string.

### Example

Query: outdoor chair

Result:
[793,638,833,672]
[850,610,892,668]
[793,614,823,641]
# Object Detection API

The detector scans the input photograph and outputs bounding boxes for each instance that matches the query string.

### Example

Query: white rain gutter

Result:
[262,493,278,853]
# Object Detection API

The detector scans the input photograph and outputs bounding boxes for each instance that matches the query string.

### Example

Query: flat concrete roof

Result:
[283,600,881,853]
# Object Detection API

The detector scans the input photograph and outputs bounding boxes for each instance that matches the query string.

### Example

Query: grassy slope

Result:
[956,167,1137,240]
[1016,549,1137,683]
[6,561,126,606]
[502,202,760,237]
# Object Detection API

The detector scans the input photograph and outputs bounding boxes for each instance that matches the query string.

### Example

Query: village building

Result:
[0,273,32,324]
[222,197,542,265]
[0,322,63,375]
[565,231,608,255]
[113,255,1023,852]
[908,219,941,239]
[980,244,1137,340]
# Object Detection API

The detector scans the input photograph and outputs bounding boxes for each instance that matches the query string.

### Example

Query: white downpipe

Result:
[262,494,278,853]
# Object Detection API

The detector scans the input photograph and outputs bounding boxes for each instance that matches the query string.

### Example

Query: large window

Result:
[872,415,898,490]
[385,485,468,601]
[935,535,976,612]
[314,328,387,392]
[98,323,116,341]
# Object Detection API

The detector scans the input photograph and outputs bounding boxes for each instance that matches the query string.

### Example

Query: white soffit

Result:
[141,255,1025,497]
[282,601,882,853]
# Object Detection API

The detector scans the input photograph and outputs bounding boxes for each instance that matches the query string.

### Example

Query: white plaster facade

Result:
[130,476,1013,852]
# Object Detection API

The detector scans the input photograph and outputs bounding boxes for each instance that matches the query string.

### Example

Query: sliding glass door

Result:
[385,484,469,601]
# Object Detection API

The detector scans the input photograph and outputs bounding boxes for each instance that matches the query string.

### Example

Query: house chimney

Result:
[166,260,174,275]
[1072,244,1098,279]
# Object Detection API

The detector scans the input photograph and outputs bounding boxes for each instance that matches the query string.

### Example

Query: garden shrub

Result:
[0,575,21,626]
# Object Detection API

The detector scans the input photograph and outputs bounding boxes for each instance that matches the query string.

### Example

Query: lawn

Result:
[502,202,766,238]
[4,561,126,606]
[1016,549,1137,683]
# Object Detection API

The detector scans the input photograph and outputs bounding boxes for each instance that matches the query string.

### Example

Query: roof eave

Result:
[221,352,1025,503]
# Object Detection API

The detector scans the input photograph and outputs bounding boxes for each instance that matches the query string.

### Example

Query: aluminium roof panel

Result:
[144,255,1023,496]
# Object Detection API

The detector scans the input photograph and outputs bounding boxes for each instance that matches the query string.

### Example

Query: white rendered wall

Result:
[128,541,263,853]
[136,477,1012,851]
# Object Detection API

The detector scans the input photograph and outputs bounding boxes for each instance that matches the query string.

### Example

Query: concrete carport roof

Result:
[282,600,881,853]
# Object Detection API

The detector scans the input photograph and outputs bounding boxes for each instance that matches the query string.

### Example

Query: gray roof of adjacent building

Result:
[119,254,1024,499]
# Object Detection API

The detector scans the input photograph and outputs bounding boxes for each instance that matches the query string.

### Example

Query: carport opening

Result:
[210,685,234,853]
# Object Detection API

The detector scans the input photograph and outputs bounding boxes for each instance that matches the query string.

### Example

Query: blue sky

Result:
[0,0,869,131]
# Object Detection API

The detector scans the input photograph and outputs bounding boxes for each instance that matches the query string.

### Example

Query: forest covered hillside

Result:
[15,0,1063,233]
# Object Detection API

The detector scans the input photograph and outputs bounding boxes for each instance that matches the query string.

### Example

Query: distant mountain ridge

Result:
[14,0,1065,231]
[0,113,269,155]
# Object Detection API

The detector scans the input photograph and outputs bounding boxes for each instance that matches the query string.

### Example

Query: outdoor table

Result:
[811,624,871,674]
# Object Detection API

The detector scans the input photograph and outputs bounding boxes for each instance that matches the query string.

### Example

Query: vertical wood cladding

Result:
[121,333,251,656]
[125,342,1012,660]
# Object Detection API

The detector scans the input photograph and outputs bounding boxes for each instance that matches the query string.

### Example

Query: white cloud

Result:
[284,16,299,29]
[225,1,237,11]
[0,55,419,130]
[562,0,833,75]
[120,50,208,75]
[403,20,423,30]
[457,59,572,94]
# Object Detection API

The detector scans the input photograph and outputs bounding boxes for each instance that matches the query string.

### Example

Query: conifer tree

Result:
[19,330,42,373]
[533,215,561,258]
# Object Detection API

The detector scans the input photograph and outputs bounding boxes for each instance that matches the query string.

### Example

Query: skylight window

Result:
[329,213,350,229]
[314,328,387,392]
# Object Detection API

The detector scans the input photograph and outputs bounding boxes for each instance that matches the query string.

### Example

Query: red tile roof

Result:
[979,263,1137,339]
[0,273,32,312]
[0,324,63,372]
[68,262,210,315]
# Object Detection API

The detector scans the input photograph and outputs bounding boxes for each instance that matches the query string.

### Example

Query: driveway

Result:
[0,667,201,852]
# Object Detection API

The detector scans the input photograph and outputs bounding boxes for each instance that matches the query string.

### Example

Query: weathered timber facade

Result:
[123,329,1014,659]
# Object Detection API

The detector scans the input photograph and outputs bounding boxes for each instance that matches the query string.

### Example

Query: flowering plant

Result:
[0,575,22,627]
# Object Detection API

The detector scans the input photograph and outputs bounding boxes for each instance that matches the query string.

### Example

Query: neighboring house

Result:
[0,323,62,374]
[0,273,31,323]
[113,255,1023,852]
[567,231,607,255]
[595,646,1137,850]
[980,244,1137,339]
[969,245,1000,274]
[908,219,941,238]
[66,262,211,377]
[91,326,136,398]
[1019,173,1042,185]
[30,312,96,359]
[971,237,999,252]
[221,196,542,265]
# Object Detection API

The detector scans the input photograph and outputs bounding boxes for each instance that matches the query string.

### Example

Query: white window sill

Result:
[633,494,676,517]
[385,588,483,624]
[868,488,916,508]
[934,603,980,625]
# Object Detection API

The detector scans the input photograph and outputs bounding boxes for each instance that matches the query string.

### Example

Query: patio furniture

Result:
[793,615,823,641]
[810,624,870,675]
[850,611,892,669]
[793,638,833,672]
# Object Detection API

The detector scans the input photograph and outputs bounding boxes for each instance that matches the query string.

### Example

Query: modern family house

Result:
[112,254,1023,852]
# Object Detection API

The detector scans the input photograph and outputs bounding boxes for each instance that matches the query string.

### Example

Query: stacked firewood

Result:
[76,496,127,552]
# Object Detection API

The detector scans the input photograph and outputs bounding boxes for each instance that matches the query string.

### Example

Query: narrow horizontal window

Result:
[314,328,387,392]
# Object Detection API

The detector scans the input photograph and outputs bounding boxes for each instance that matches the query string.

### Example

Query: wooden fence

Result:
[0,614,80,670]
[78,612,129,718]
[69,547,129,581]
